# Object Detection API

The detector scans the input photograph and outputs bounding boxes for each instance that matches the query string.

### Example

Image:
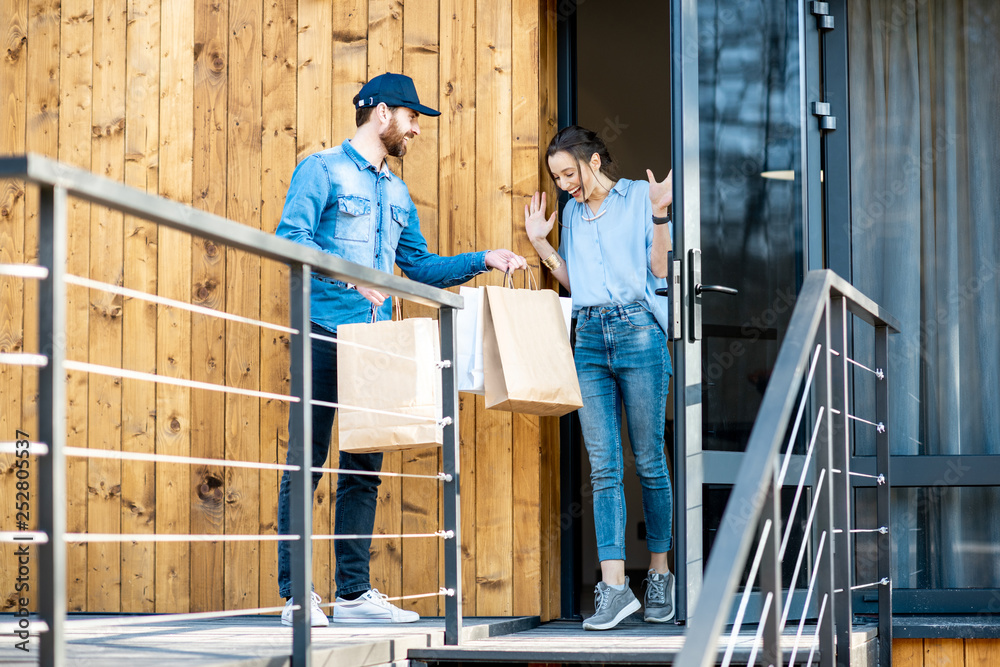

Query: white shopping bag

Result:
[456,286,487,395]
[456,283,572,396]
[560,296,573,339]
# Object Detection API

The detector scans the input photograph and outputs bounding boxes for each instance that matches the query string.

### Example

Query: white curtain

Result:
[849,0,1000,589]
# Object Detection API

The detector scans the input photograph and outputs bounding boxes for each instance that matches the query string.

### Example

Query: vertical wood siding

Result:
[893,639,1000,667]
[120,0,159,613]
[0,0,560,619]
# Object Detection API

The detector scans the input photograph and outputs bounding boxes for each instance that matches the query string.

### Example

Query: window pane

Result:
[856,487,1000,589]
[848,0,1000,458]
[697,0,803,453]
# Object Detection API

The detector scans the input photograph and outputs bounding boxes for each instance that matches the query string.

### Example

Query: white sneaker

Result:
[281,591,330,627]
[333,588,420,624]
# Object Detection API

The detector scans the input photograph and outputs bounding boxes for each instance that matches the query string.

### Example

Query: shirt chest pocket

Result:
[389,204,410,246]
[335,195,371,243]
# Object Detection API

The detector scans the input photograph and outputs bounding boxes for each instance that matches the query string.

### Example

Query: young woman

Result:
[524,125,675,630]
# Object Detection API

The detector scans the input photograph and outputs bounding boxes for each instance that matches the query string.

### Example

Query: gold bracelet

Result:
[541,252,562,271]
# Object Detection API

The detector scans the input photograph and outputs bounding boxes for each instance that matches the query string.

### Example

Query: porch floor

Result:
[0,615,537,667]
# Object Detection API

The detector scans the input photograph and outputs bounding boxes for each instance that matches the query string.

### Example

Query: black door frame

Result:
[556,0,1000,622]
[556,0,581,620]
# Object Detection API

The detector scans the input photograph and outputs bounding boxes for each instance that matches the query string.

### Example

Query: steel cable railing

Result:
[676,270,899,667]
[0,154,467,667]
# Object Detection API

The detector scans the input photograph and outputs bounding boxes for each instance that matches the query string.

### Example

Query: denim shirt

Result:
[558,178,672,336]
[276,140,490,332]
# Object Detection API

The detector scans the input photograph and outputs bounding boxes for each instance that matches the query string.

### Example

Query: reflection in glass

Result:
[856,487,1000,589]
[698,0,803,453]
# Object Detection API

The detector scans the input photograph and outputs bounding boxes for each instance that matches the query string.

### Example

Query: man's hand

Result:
[646,168,673,218]
[356,285,388,306]
[485,249,529,272]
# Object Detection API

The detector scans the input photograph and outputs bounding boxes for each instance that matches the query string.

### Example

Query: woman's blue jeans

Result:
[574,302,673,562]
[277,323,382,599]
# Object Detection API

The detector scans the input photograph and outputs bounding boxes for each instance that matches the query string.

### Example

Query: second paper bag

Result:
[483,285,583,416]
[337,318,442,453]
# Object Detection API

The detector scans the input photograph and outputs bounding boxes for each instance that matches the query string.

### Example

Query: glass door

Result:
[671,0,824,622]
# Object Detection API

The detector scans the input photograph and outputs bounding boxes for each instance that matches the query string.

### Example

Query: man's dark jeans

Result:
[277,323,383,599]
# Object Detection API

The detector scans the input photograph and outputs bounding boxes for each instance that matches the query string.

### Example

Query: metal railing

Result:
[0,154,466,667]
[676,270,899,667]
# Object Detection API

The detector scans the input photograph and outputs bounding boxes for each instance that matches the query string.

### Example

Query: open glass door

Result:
[671,0,823,622]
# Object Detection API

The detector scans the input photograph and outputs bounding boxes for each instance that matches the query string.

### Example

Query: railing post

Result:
[815,303,836,667]
[439,305,462,645]
[289,264,313,666]
[875,325,892,666]
[758,472,784,667]
[829,296,852,666]
[38,185,67,667]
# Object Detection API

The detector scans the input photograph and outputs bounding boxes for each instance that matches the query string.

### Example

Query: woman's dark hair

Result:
[545,125,621,188]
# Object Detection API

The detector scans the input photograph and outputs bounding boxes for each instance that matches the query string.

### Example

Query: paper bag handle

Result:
[502,268,539,291]
[370,295,404,323]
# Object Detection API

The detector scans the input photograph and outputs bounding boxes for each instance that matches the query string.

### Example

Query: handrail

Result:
[0,153,466,667]
[0,153,462,310]
[676,269,898,667]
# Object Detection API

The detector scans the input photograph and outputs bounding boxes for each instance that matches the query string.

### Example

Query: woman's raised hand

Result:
[524,191,557,242]
[646,169,673,217]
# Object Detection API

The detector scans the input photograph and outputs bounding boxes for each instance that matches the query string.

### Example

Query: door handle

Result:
[688,249,738,341]
[696,284,738,296]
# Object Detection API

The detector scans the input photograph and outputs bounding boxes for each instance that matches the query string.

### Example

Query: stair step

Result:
[409,620,879,665]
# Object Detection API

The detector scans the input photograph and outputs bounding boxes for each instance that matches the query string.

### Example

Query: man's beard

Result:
[381,118,411,158]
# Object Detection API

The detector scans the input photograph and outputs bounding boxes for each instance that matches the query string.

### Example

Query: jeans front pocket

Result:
[622,305,657,330]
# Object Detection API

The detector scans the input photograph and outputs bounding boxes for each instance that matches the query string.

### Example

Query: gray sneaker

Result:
[582,578,641,630]
[643,569,675,622]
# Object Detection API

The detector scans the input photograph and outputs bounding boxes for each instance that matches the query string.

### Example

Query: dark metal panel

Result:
[288,264,313,666]
[801,0,824,276]
[816,304,836,667]
[892,611,1000,638]
[875,325,892,667]
[670,0,704,624]
[829,296,852,667]
[758,480,785,667]
[38,185,67,667]
[820,0,853,280]
[439,306,463,644]
[857,590,1000,616]
[1,155,463,310]
[702,451,815,486]
[850,455,1000,487]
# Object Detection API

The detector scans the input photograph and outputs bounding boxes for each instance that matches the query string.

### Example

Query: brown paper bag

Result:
[337,318,443,453]
[483,284,583,416]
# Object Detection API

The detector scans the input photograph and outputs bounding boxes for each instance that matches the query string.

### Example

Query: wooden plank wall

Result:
[894,639,1000,667]
[0,0,561,620]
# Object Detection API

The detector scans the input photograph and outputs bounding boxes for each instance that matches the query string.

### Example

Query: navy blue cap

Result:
[353,73,441,117]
